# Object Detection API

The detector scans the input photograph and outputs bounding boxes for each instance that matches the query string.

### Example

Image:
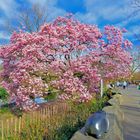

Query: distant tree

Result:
[124,0,140,74]
[130,48,140,74]
[5,3,47,33]
[128,0,140,40]
[131,71,140,81]
[131,0,140,43]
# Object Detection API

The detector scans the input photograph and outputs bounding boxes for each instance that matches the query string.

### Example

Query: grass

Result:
[0,96,109,140]
[52,96,109,140]
[0,107,14,120]
[0,94,110,140]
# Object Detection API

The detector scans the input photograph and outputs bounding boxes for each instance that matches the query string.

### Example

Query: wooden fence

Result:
[0,102,77,140]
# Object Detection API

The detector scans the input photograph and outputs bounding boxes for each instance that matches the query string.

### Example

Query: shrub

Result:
[11,106,23,117]
[0,87,9,101]
[0,96,109,140]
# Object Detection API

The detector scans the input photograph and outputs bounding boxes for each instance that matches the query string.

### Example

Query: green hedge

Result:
[0,87,9,101]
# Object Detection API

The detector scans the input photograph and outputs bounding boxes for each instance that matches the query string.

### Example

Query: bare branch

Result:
[5,3,47,33]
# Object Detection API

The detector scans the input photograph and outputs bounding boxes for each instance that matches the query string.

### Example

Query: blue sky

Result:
[0,0,140,48]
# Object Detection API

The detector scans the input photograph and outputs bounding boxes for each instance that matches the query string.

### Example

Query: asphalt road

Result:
[117,85,140,140]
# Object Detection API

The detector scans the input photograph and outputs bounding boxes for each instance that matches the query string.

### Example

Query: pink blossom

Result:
[0,16,132,110]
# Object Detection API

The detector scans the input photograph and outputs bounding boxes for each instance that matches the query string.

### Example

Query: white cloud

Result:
[0,18,6,26]
[28,0,57,6]
[76,0,140,43]
[0,0,139,45]
[0,0,67,45]
[0,0,20,39]
[75,12,97,24]
[0,0,19,18]
[0,31,10,40]
[125,25,140,38]
[129,25,140,34]
[28,0,66,21]
[47,7,66,21]
[115,6,140,28]
[82,0,133,23]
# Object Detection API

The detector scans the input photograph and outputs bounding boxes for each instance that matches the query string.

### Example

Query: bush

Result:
[0,96,109,140]
[44,87,58,101]
[0,106,10,114]
[0,87,9,101]
[11,106,23,117]
[52,96,109,140]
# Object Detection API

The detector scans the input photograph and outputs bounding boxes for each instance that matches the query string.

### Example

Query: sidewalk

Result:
[118,85,140,140]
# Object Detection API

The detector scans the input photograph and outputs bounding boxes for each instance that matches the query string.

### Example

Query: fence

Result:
[0,101,90,140]
[0,102,70,140]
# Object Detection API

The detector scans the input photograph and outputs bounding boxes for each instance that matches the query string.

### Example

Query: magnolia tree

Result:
[0,16,132,110]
